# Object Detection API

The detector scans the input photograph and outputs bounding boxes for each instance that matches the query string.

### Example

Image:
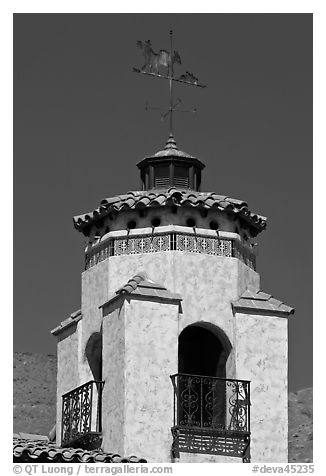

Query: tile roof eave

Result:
[100,273,182,310]
[232,303,294,317]
[100,289,182,310]
[73,189,267,234]
[13,437,147,463]
[51,312,82,336]
[233,289,294,317]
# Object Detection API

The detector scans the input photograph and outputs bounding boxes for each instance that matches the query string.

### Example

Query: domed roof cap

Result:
[137,133,204,166]
[148,133,197,160]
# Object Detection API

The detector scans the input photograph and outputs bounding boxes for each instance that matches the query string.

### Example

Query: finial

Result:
[164,133,178,150]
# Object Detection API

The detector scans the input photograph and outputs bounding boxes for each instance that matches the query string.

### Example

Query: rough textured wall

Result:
[173,253,246,343]
[102,301,125,454]
[56,322,80,446]
[101,297,179,462]
[124,299,179,462]
[108,251,259,368]
[235,312,288,462]
[237,259,260,296]
[108,251,174,294]
[81,259,109,383]
[180,453,241,463]
[81,248,263,463]
[104,251,260,462]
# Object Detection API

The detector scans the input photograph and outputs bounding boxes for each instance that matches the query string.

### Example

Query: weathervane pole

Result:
[169,30,173,136]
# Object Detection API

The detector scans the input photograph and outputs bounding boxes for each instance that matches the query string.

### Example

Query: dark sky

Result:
[13,13,312,392]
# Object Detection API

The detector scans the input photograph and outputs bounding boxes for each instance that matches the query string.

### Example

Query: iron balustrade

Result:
[61,380,104,449]
[85,231,256,271]
[170,373,251,461]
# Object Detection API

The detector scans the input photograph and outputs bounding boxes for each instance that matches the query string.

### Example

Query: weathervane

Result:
[133,30,206,136]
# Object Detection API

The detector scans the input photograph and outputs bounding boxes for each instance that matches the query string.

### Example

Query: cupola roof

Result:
[137,133,202,163]
[137,134,205,190]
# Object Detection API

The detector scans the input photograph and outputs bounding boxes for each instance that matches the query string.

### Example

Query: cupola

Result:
[137,133,205,191]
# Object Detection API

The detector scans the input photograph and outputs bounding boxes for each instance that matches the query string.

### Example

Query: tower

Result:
[51,33,294,464]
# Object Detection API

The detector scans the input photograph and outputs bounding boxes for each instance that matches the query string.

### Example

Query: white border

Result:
[4,1,322,474]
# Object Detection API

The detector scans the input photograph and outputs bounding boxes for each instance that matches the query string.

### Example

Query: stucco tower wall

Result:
[102,300,126,455]
[107,251,260,373]
[124,298,179,462]
[234,313,288,463]
[81,259,109,383]
[101,297,179,463]
[80,247,260,385]
[81,248,262,462]
[55,322,81,446]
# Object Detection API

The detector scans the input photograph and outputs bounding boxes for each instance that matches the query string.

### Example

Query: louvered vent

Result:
[154,165,170,188]
[173,176,189,188]
[174,165,189,189]
[155,176,170,188]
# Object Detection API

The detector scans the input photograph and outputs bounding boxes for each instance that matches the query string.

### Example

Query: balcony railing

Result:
[170,373,251,462]
[61,380,104,449]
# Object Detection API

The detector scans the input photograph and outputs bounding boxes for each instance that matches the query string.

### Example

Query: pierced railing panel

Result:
[170,373,251,462]
[61,380,104,449]
[85,231,256,271]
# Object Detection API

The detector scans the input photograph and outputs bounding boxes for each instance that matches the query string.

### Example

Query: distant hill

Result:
[13,352,312,462]
[288,387,313,463]
[13,352,56,436]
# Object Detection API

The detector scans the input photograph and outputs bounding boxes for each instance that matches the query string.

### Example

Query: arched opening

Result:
[85,332,102,382]
[177,322,232,429]
[178,323,231,378]
[172,323,251,460]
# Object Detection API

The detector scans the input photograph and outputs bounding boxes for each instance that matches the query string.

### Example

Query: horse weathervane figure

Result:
[133,30,206,136]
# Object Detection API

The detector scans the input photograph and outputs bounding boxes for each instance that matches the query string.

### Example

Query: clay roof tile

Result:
[233,289,294,316]
[13,436,146,463]
[73,188,267,235]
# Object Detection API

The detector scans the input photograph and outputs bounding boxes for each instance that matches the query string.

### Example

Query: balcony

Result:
[170,373,251,462]
[61,380,104,449]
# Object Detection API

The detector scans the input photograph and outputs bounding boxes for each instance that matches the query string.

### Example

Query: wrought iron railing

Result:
[170,373,251,461]
[61,380,104,449]
[85,231,256,271]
